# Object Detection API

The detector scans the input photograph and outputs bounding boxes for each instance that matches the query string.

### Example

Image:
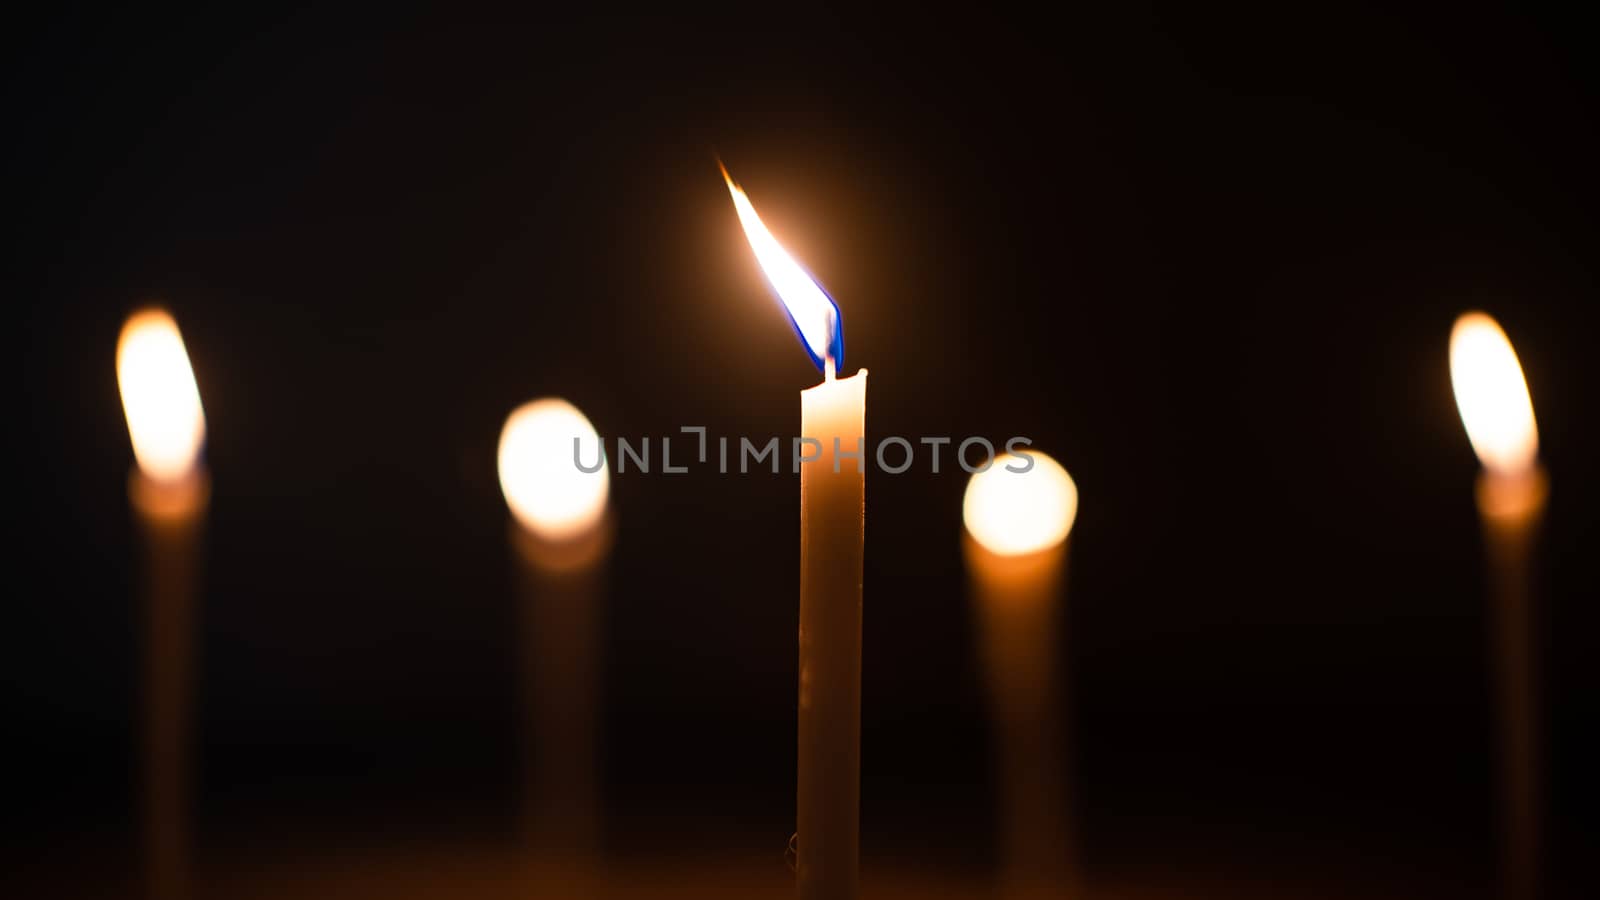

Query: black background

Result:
[7,6,1598,897]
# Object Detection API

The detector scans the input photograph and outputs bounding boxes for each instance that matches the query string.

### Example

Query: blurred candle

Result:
[117,308,209,900]
[498,398,612,889]
[724,165,865,900]
[1449,311,1546,900]
[963,451,1079,899]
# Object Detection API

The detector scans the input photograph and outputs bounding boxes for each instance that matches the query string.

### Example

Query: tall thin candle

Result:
[1449,311,1546,900]
[117,308,209,900]
[498,399,612,893]
[963,450,1079,898]
[724,166,866,900]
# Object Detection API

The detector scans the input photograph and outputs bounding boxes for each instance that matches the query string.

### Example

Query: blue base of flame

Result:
[780,265,844,375]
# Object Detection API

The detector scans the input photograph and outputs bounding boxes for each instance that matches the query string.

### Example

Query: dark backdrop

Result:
[7,6,1597,897]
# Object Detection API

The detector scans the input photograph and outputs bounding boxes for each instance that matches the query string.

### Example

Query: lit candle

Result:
[962,451,1079,898]
[1449,312,1546,900]
[116,308,209,900]
[498,399,612,890]
[724,165,865,900]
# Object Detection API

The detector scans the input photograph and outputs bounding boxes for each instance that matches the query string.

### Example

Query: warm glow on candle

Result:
[1450,312,1539,477]
[498,399,609,541]
[964,452,1078,556]
[721,163,844,372]
[117,309,206,484]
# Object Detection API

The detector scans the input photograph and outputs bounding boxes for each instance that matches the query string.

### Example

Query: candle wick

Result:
[825,355,836,382]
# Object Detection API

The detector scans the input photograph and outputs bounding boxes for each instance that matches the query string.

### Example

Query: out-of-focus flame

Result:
[963,451,1078,556]
[721,163,844,373]
[117,309,207,483]
[498,398,609,541]
[1450,312,1538,476]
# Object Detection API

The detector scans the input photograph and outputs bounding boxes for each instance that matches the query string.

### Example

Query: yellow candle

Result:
[725,166,865,900]
[497,399,612,890]
[1449,312,1546,900]
[962,451,1079,899]
[798,365,866,900]
[117,308,210,900]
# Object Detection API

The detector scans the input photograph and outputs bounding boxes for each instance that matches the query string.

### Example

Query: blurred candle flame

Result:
[498,399,610,541]
[1450,312,1539,477]
[964,451,1078,556]
[117,309,206,483]
[721,163,844,373]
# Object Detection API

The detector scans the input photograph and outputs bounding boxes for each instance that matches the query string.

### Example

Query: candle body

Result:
[797,371,866,900]
[510,518,611,892]
[1476,467,1547,900]
[964,536,1076,899]
[130,469,209,900]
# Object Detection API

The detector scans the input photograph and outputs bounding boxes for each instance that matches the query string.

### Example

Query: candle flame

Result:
[116,309,206,483]
[963,451,1078,556]
[721,163,844,373]
[498,398,610,541]
[1449,312,1538,476]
